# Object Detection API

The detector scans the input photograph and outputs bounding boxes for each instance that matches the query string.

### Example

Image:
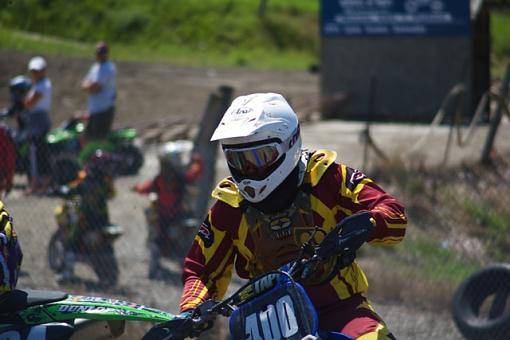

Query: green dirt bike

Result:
[1,75,144,186]
[0,289,177,339]
[48,115,144,176]
[2,218,363,339]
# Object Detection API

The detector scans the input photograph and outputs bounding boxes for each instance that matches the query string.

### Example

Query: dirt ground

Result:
[0,51,466,339]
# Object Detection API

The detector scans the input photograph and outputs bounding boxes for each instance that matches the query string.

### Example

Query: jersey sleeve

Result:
[335,164,407,246]
[0,128,15,188]
[179,200,240,312]
[134,176,157,194]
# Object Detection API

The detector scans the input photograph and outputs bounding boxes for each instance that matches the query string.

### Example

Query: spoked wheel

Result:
[51,154,81,186]
[115,144,144,175]
[48,230,65,272]
[452,263,510,340]
[90,243,119,287]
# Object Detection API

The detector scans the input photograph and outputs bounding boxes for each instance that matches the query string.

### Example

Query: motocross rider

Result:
[56,151,117,283]
[178,93,407,339]
[133,141,203,279]
[0,201,23,298]
[0,124,16,196]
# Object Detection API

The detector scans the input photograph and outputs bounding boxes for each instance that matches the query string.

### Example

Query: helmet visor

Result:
[224,143,282,180]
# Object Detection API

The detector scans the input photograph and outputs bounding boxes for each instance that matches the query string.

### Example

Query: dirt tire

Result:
[51,154,82,186]
[115,144,144,175]
[90,244,119,287]
[48,230,65,272]
[452,263,510,340]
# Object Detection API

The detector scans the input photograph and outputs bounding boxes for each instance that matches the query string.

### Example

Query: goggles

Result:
[223,142,283,180]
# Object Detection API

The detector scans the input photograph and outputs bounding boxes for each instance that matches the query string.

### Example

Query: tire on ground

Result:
[115,144,144,176]
[51,154,82,186]
[90,243,119,287]
[452,263,510,340]
[48,230,65,272]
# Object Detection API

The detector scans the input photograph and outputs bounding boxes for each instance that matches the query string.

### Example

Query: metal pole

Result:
[362,75,376,170]
[480,64,510,164]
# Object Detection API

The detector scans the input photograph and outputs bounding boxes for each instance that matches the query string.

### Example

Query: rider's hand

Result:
[189,300,216,336]
[317,211,375,263]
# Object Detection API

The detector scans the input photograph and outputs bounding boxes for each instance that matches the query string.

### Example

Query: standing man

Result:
[23,56,52,194]
[81,41,117,141]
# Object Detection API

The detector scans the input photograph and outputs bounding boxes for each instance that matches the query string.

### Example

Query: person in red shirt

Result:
[178,93,407,339]
[0,124,16,197]
[134,140,202,279]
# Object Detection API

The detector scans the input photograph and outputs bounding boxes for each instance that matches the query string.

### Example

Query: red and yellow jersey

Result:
[0,201,23,296]
[180,150,407,312]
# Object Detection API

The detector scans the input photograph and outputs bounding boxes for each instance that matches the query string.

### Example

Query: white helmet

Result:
[158,140,193,170]
[28,56,47,71]
[211,93,301,203]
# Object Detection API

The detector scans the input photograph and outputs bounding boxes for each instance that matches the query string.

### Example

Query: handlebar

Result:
[143,217,371,339]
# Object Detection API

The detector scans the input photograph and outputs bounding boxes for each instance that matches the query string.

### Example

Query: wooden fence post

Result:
[192,85,234,221]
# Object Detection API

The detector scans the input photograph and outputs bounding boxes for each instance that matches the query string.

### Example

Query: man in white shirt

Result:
[23,56,52,194]
[81,42,117,141]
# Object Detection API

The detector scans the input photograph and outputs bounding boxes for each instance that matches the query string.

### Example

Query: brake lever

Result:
[300,255,320,280]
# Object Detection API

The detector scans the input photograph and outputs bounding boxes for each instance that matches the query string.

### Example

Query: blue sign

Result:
[321,0,471,37]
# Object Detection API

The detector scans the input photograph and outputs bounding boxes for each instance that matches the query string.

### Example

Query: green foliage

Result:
[463,198,510,261]
[491,12,510,76]
[400,235,481,284]
[0,0,317,60]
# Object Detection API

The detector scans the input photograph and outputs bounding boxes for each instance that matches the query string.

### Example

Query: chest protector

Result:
[245,190,316,276]
[214,150,339,285]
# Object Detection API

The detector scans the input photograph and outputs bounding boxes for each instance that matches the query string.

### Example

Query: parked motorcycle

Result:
[1,75,144,186]
[48,114,144,176]
[143,223,359,340]
[48,186,122,287]
[0,288,177,339]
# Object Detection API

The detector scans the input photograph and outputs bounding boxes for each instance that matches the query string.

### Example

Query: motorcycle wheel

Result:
[452,263,510,340]
[48,230,65,272]
[115,144,144,175]
[90,243,119,287]
[51,154,81,186]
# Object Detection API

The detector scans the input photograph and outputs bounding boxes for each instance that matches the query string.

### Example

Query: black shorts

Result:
[85,106,115,140]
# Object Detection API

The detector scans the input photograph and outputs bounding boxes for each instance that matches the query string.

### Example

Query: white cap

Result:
[28,56,47,71]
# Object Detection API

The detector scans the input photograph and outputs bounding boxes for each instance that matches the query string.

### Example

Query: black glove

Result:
[317,211,375,263]
[142,301,217,340]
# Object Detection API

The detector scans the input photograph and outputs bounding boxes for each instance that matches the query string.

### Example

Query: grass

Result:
[366,152,510,308]
[0,26,316,70]
[2,1,507,72]
[491,12,510,77]
[0,0,318,70]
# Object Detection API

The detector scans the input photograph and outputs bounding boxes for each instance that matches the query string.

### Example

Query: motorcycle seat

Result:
[0,289,68,314]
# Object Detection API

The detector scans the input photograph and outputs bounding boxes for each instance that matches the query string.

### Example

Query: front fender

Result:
[17,295,177,325]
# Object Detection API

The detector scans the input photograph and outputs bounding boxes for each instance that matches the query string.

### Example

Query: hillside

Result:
[0,0,318,69]
[0,1,509,72]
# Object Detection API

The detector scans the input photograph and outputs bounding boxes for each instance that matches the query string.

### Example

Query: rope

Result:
[363,82,510,167]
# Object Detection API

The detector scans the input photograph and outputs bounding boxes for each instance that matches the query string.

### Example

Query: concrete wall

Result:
[320,37,473,122]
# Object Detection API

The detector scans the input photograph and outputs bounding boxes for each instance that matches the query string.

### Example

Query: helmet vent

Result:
[244,186,256,198]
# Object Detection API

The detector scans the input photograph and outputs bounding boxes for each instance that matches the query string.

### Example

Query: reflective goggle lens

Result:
[224,144,281,180]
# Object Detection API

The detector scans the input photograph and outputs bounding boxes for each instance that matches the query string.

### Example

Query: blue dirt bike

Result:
[143,224,361,340]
